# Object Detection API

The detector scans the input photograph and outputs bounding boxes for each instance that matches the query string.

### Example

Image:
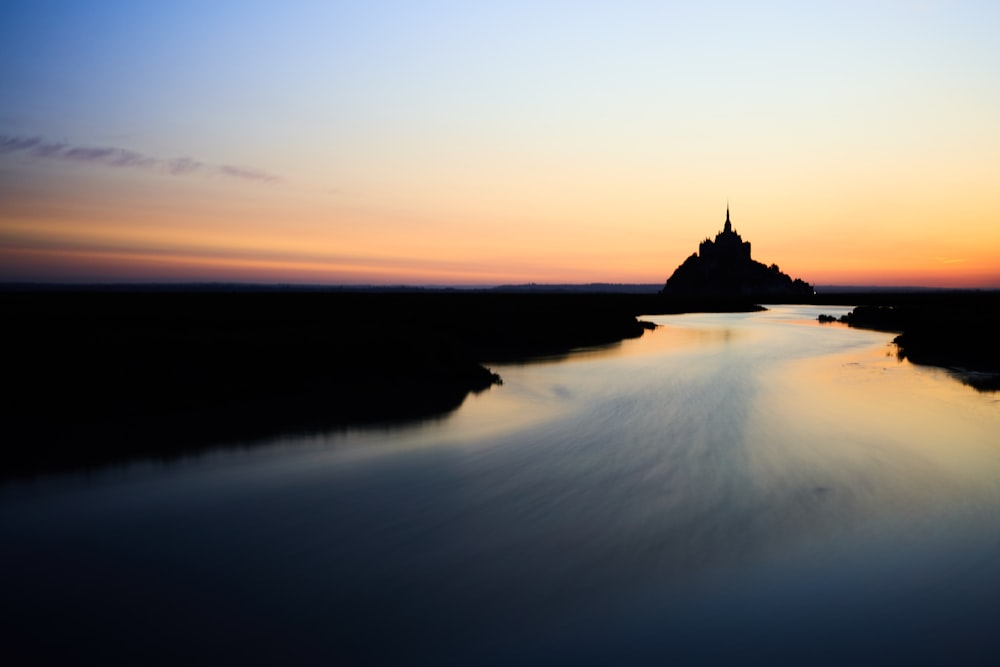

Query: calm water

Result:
[4,306,1000,665]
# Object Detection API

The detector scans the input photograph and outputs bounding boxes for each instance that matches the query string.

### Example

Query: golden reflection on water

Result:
[632,318,749,354]
[759,343,1000,494]
[311,304,1000,554]
[459,307,1000,540]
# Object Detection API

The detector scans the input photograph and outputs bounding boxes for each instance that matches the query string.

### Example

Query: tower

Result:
[724,205,732,234]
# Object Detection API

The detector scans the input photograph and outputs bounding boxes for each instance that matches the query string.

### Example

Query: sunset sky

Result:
[2,1,998,287]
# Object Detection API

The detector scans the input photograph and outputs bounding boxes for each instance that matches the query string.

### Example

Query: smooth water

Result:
[4,306,1000,665]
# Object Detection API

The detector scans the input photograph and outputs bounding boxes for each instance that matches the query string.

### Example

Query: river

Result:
[3,306,999,665]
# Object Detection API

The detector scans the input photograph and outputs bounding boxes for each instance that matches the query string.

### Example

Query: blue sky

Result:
[2,1,999,285]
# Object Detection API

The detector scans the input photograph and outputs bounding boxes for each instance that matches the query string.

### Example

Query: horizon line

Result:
[2,280,997,293]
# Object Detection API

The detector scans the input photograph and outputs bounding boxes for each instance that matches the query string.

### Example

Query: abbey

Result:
[699,207,751,263]
[662,208,812,297]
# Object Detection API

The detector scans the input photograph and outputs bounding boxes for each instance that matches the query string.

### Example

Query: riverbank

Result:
[816,292,1000,391]
[2,290,660,479]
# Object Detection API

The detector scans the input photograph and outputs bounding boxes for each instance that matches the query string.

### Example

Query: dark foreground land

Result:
[3,288,996,479]
[2,290,674,479]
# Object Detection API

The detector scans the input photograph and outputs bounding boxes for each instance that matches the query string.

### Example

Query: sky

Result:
[1,1,998,287]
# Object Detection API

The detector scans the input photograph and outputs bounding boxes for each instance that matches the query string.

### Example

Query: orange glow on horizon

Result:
[7,234,1000,288]
[2,164,998,288]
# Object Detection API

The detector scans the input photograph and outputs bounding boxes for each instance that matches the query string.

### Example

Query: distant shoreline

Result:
[3,282,996,294]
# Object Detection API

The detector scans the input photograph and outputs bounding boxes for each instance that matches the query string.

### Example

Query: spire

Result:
[724,203,732,233]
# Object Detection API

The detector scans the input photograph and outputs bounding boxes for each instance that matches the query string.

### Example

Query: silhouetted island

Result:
[662,208,813,298]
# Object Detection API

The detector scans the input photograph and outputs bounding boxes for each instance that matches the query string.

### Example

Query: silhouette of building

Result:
[699,207,751,263]
[662,207,812,297]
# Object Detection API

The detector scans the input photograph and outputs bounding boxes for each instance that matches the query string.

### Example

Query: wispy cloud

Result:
[0,134,281,184]
[167,157,204,175]
[217,164,280,183]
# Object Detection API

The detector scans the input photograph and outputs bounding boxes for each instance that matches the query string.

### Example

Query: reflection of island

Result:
[662,208,813,298]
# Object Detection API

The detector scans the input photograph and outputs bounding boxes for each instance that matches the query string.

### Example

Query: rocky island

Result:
[662,208,813,299]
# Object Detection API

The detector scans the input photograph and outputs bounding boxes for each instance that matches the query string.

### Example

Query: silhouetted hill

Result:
[662,208,812,299]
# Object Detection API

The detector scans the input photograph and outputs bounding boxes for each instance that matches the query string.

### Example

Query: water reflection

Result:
[3,306,999,665]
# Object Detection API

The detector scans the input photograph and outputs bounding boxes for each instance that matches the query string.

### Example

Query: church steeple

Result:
[724,205,732,234]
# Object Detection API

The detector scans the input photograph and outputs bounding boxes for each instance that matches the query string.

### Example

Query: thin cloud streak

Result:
[167,157,204,175]
[217,164,280,183]
[0,134,281,184]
